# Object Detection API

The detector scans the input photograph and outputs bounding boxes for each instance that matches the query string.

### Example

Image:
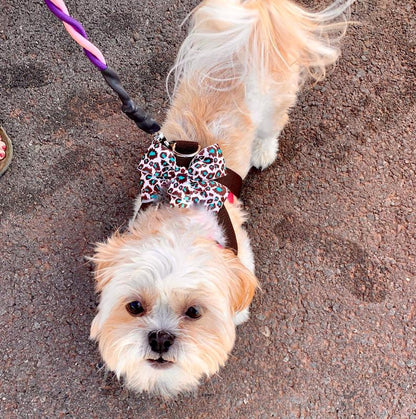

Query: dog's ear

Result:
[90,310,102,341]
[90,231,129,293]
[90,232,130,341]
[222,249,258,314]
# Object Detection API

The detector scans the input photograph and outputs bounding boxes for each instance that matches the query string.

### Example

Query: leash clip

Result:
[154,132,171,149]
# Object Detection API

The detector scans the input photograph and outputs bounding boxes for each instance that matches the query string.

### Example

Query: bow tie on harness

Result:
[137,134,242,254]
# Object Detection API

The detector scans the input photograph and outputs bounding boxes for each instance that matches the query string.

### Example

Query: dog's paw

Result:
[250,137,278,170]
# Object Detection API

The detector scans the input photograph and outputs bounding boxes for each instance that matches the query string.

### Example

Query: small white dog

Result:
[90,0,353,397]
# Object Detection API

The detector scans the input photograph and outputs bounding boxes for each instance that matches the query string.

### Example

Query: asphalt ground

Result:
[1,0,415,417]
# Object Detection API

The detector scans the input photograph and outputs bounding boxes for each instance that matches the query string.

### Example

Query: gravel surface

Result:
[1,0,415,417]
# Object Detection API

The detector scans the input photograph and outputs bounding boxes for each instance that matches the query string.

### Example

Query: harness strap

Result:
[172,141,241,254]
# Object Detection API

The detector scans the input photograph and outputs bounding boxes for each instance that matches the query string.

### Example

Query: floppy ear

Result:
[222,249,259,314]
[90,231,130,293]
[89,232,128,341]
[90,311,102,341]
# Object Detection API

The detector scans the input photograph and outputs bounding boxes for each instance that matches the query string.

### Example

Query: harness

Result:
[138,135,242,254]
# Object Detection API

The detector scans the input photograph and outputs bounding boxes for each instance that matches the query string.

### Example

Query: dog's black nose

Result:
[148,331,175,353]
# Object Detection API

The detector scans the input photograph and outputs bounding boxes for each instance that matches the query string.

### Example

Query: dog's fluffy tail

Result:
[170,0,353,93]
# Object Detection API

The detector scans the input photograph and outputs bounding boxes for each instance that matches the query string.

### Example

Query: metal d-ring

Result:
[171,142,201,158]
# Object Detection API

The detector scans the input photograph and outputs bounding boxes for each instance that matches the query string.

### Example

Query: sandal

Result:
[0,126,13,177]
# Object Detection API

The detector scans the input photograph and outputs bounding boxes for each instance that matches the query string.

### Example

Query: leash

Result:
[44,0,242,254]
[43,0,160,134]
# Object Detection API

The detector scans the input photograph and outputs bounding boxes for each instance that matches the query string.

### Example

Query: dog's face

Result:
[90,207,257,397]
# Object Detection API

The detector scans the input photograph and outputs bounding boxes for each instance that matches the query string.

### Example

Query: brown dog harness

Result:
[139,137,242,254]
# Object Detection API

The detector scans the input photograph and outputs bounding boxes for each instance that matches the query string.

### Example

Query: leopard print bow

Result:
[138,139,229,213]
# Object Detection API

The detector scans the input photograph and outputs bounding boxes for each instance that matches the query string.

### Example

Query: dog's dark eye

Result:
[126,301,145,316]
[185,306,201,319]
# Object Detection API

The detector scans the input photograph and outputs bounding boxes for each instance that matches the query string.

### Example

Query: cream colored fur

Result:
[91,0,353,398]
